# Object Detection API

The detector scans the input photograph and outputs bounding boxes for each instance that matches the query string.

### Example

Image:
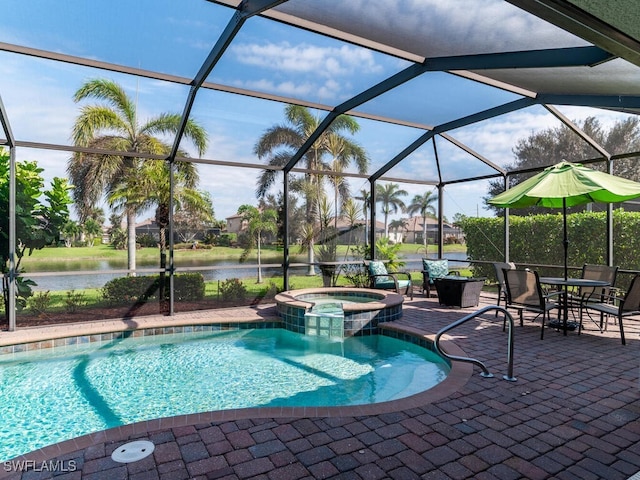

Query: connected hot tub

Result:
[274,287,404,337]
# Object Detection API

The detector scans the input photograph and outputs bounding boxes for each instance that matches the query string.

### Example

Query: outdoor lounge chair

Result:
[367,260,413,299]
[422,258,459,297]
[579,274,640,345]
[503,269,561,339]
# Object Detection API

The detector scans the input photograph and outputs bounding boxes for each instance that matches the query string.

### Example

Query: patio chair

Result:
[422,258,459,297]
[492,261,516,315]
[503,269,561,339]
[579,274,640,345]
[570,264,618,320]
[567,264,618,330]
[367,260,413,300]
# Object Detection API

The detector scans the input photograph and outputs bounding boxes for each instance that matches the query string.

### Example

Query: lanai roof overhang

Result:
[2,0,640,304]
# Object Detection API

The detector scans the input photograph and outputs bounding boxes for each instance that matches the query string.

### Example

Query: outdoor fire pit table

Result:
[434,276,487,308]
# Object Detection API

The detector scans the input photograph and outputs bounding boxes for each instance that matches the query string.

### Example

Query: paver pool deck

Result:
[1,291,639,480]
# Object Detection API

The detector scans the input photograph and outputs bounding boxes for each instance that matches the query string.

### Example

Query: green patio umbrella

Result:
[488,161,640,279]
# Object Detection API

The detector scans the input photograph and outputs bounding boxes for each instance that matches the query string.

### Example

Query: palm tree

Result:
[355,188,371,245]
[237,205,278,283]
[68,78,208,273]
[82,218,102,247]
[254,104,368,275]
[61,220,81,248]
[376,183,408,237]
[325,133,368,229]
[341,198,361,244]
[388,218,407,243]
[110,160,212,304]
[407,191,438,250]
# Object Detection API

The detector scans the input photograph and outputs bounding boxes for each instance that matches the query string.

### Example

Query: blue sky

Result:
[0,0,631,224]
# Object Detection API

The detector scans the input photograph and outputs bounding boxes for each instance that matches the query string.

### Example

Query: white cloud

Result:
[231,42,382,78]
[327,0,585,57]
[233,78,315,98]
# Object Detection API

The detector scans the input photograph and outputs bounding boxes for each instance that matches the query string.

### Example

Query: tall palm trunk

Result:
[156,203,169,311]
[127,210,137,276]
[257,234,263,283]
[422,215,428,250]
[307,233,316,276]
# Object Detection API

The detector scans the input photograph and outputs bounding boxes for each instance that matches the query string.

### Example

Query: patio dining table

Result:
[539,277,610,336]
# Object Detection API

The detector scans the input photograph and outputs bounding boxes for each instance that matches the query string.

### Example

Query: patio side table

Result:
[434,276,487,308]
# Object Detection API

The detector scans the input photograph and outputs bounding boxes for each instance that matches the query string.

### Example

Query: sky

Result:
[0,0,633,225]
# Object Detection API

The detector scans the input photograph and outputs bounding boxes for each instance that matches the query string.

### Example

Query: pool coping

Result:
[274,287,403,312]
[0,309,472,469]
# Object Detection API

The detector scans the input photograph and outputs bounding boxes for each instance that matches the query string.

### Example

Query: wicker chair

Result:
[367,260,413,299]
[421,259,459,297]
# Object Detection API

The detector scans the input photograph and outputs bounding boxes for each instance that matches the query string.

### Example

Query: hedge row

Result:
[459,209,640,285]
[102,273,205,303]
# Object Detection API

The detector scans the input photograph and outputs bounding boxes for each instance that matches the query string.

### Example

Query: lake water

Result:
[25,252,469,292]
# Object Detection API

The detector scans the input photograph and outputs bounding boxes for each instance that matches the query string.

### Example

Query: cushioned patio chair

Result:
[422,258,459,297]
[503,269,561,339]
[579,274,640,345]
[367,260,413,300]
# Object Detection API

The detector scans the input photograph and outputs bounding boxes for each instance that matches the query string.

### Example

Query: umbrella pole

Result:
[563,198,568,281]
[562,198,569,335]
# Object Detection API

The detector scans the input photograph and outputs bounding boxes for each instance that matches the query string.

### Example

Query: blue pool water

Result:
[0,328,449,461]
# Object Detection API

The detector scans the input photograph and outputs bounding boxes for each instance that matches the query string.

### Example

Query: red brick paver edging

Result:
[1,294,639,479]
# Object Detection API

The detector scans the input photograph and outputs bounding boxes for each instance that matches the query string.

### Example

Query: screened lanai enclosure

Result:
[2,0,640,329]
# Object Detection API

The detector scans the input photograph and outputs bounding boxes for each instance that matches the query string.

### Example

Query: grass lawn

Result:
[21,242,467,266]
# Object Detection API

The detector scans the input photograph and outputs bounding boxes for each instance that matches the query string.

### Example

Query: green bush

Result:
[102,273,205,304]
[30,290,52,313]
[65,290,86,313]
[219,278,247,302]
[173,273,206,301]
[216,233,237,247]
[137,233,158,247]
[459,209,640,283]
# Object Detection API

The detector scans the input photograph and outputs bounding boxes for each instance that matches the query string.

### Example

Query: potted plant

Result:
[317,225,338,287]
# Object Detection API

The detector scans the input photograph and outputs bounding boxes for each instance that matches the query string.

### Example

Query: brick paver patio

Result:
[1,291,639,479]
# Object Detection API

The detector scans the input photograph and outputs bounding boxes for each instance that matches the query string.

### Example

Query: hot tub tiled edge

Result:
[275,287,404,336]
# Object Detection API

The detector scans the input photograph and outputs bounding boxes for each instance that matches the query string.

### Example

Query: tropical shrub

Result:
[219,278,247,302]
[216,233,237,247]
[102,273,205,304]
[0,152,72,321]
[375,237,405,271]
[137,233,158,248]
[30,290,52,314]
[65,290,87,313]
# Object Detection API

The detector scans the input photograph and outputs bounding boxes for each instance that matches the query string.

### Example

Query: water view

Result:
[25,253,469,292]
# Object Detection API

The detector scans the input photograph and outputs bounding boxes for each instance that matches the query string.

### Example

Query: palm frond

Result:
[73,78,136,129]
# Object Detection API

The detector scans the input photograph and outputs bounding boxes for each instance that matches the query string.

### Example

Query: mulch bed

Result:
[2,297,275,330]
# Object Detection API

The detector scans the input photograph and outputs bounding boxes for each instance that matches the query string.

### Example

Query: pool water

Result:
[0,328,449,461]
[306,295,380,305]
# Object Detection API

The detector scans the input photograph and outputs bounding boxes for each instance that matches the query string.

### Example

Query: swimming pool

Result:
[0,328,449,461]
